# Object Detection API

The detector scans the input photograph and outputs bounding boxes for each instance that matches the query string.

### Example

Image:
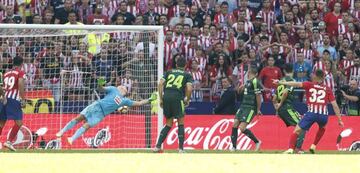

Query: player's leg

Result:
[285,113,314,154]
[67,104,104,145]
[56,114,86,137]
[239,122,261,151]
[177,116,185,152]
[154,117,173,150]
[285,109,306,153]
[309,114,328,154]
[237,108,261,151]
[230,112,241,151]
[68,123,91,145]
[3,99,23,151]
[0,120,6,136]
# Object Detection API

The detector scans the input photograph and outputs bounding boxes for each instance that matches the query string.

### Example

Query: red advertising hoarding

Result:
[0,114,359,151]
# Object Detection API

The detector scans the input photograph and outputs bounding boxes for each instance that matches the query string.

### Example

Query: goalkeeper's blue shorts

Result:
[80,101,105,127]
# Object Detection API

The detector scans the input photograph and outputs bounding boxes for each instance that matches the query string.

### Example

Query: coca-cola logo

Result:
[166,119,258,150]
[82,126,111,148]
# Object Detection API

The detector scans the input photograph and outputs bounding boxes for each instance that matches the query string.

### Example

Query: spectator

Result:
[76,0,93,24]
[38,43,62,104]
[259,56,282,102]
[112,1,136,25]
[210,54,233,98]
[316,35,337,61]
[169,3,193,27]
[94,49,114,83]
[188,59,207,102]
[323,59,336,92]
[341,80,360,116]
[2,5,22,24]
[87,5,109,25]
[32,14,43,24]
[143,0,160,25]
[323,2,342,37]
[294,52,311,82]
[102,0,118,21]
[213,77,236,115]
[53,0,74,24]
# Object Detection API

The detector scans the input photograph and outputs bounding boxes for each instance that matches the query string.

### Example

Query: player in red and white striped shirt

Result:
[0,56,26,151]
[323,59,335,92]
[274,69,344,154]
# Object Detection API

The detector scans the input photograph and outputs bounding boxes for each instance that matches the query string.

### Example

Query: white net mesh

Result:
[0,25,162,149]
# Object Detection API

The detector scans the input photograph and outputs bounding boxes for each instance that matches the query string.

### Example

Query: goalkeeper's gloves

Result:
[97,77,106,87]
[148,92,157,102]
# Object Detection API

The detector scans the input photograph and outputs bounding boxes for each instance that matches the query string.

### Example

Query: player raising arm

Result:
[0,56,26,151]
[231,67,262,152]
[273,69,344,154]
[154,56,193,153]
[56,77,157,145]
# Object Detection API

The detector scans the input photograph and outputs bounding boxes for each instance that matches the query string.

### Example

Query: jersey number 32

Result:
[309,88,325,103]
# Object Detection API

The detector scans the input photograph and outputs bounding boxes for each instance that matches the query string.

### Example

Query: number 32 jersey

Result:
[3,68,26,101]
[163,69,193,98]
[302,81,335,115]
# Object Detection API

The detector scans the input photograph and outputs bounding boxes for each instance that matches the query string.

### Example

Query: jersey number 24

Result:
[166,74,184,89]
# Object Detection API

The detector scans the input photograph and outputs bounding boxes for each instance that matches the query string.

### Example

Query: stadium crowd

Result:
[0,0,359,115]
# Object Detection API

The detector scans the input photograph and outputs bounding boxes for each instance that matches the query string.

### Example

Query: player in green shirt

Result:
[273,64,306,154]
[154,56,193,153]
[231,67,262,151]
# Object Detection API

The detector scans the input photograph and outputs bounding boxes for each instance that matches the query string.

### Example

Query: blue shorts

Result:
[298,112,328,130]
[0,98,23,120]
[80,102,105,127]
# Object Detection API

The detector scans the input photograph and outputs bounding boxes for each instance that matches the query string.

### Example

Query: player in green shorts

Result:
[273,64,306,154]
[230,67,262,151]
[154,56,193,153]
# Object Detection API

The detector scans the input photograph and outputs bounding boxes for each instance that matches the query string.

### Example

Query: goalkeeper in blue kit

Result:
[56,77,157,145]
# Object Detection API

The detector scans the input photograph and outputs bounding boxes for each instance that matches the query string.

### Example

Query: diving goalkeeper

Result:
[56,77,157,145]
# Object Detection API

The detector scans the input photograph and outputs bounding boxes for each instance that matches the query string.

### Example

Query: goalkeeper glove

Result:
[97,77,106,87]
[148,92,157,102]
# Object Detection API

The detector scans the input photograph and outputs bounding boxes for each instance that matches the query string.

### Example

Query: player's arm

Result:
[273,79,303,88]
[131,92,157,107]
[184,83,192,105]
[330,100,344,127]
[256,93,262,115]
[158,78,165,107]
[18,77,26,107]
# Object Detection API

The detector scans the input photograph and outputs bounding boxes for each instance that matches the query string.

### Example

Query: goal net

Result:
[0,24,164,149]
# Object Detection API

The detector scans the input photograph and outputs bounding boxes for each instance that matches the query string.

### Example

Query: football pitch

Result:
[1,150,360,173]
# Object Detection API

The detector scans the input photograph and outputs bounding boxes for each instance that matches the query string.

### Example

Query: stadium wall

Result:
[0,115,358,151]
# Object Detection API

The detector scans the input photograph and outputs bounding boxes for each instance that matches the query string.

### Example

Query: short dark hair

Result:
[314,69,325,79]
[176,56,187,68]
[323,49,330,55]
[13,56,23,66]
[249,66,258,75]
[284,63,293,73]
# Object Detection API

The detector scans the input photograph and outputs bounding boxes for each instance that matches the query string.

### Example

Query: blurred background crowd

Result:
[0,0,359,115]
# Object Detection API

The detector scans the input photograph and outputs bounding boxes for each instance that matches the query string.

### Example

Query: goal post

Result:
[0,24,164,149]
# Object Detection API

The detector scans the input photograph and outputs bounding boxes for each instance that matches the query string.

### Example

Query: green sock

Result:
[156,125,171,148]
[178,125,184,150]
[231,127,238,148]
[295,130,306,149]
[243,129,259,143]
